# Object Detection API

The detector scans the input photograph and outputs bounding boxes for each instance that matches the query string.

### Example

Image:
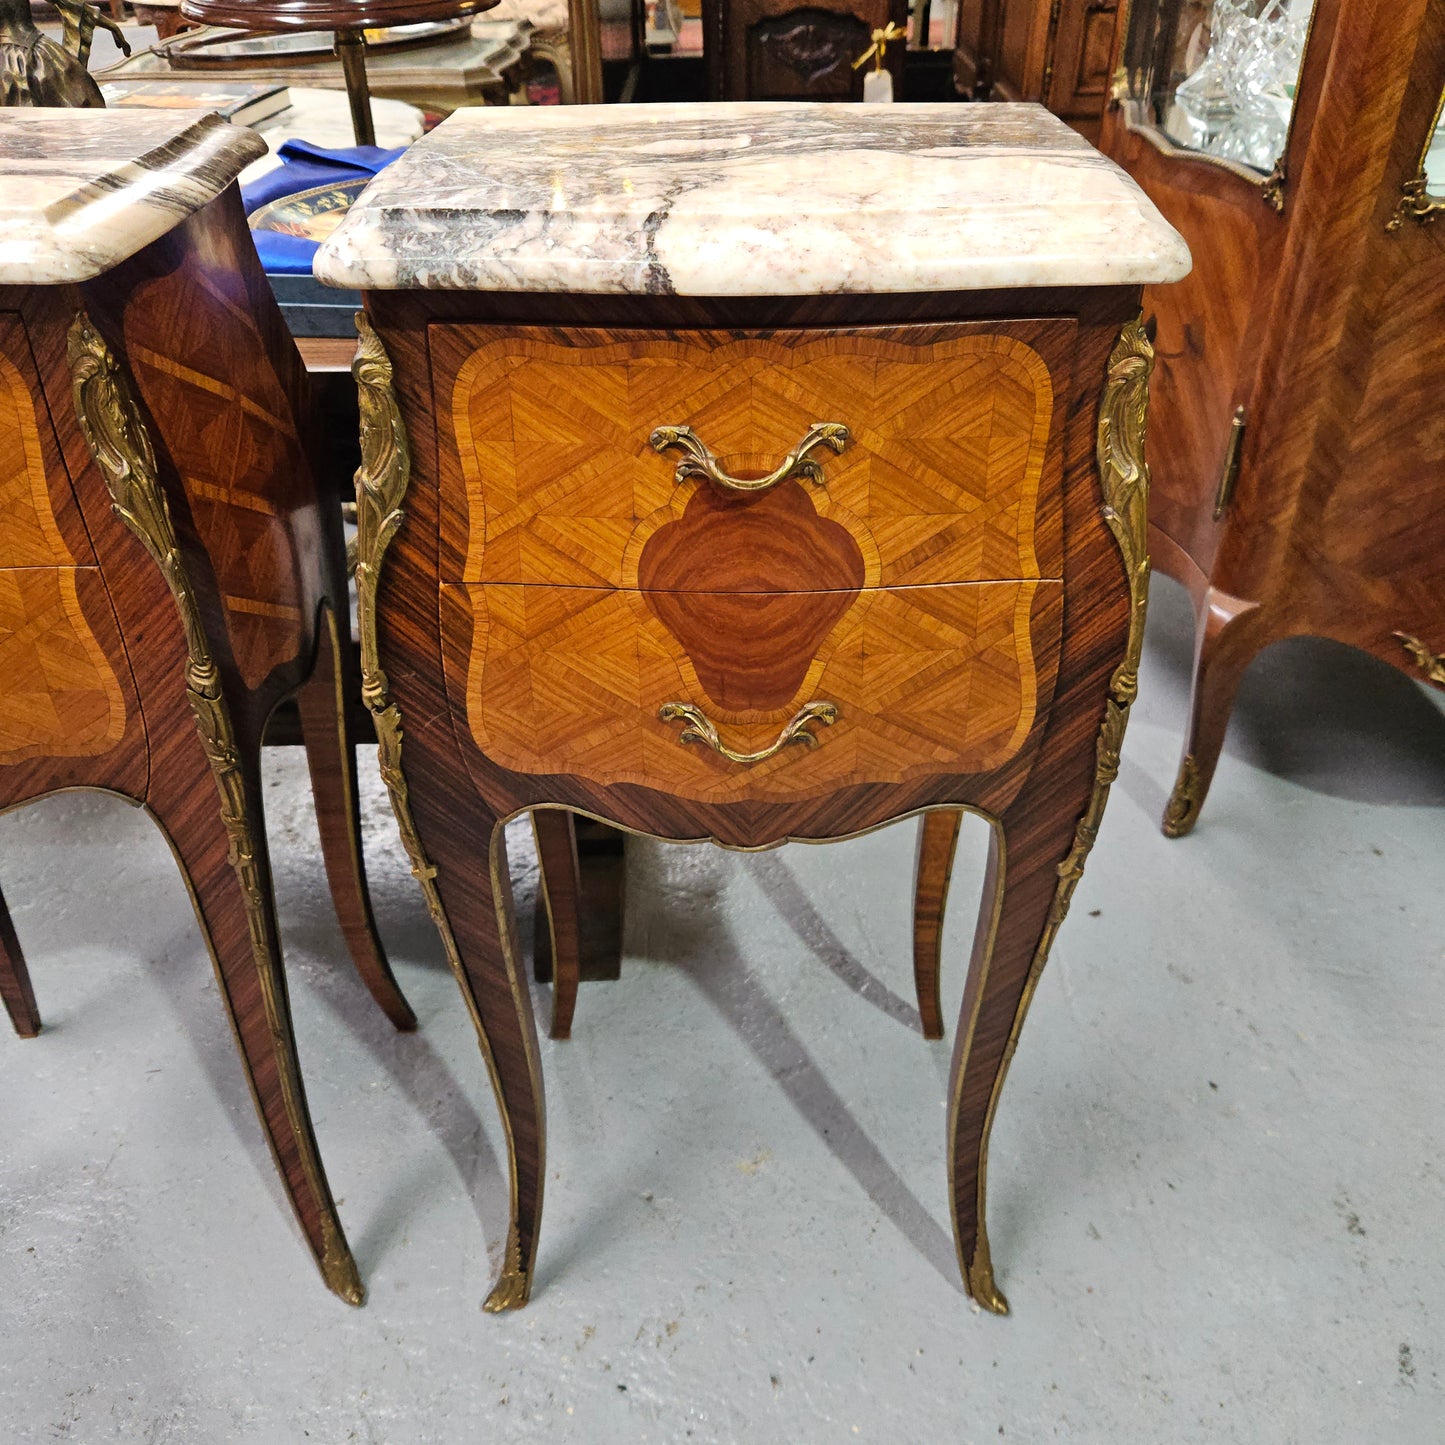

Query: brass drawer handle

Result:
[649,422,849,493]
[658,700,839,763]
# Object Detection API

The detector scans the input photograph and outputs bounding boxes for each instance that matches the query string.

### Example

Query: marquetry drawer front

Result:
[0,567,130,768]
[434,321,1071,590]
[1,315,93,569]
[442,580,1063,804]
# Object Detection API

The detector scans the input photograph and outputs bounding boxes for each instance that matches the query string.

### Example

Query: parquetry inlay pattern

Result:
[452,580,1061,802]
[125,270,306,688]
[0,332,77,569]
[445,326,1067,588]
[0,568,127,766]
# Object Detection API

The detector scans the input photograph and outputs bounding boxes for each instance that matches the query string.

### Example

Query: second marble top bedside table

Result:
[316,101,1190,1314]
[0,108,414,1303]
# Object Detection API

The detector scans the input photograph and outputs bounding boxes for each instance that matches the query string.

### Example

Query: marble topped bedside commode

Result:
[0,106,414,1304]
[316,101,1189,1315]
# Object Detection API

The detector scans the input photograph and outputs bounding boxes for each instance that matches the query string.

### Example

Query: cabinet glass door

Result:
[1122,0,1317,174]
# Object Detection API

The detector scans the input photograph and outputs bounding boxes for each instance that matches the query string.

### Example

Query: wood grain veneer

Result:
[358,279,1150,1316]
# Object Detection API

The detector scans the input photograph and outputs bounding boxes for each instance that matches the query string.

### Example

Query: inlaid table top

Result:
[314,101,1193,295]
[0,109,265,286]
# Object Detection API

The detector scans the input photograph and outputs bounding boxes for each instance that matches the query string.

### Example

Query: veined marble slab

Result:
[315,102,1191,296]
[0,109,265,286]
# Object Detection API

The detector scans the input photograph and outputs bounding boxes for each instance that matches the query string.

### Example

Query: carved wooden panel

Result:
[0,567,129,767]
[706,0,906,101]
[747,8,871,100]
[0,313,91,570]
[444,579,1062,803]
[123,265,309,689]
[437,323,1070,591]
[1050,1,1121,137]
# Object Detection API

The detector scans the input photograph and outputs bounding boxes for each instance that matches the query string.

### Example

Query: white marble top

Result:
[315,102,1191,296]
[0,108,265,286]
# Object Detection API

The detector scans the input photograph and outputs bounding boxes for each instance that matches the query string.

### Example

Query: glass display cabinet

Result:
[1097,0,1445,835]
[1119,0,1314,181]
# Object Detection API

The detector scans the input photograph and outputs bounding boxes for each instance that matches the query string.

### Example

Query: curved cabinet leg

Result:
[912,810,963,1041]
[949,309,1159,1316]
[377,711,547,1312]
[1163,589,1264,838]
[0,882,41,1038]
[67,311,360,1303]
[532,809,582,1040]
[148,749,363,1306]
[296,605,416,1031]
[352,311,545,1310]
[948,757,1107,1316]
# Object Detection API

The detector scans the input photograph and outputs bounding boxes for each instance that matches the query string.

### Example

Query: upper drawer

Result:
[431,321,1072,590]
[1,312,95,569]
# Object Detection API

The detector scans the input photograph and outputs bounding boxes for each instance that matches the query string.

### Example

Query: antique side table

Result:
[317,101,1189,1313]
[0,108,412,1301]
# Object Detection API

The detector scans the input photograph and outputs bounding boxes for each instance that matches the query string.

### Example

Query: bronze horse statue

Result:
[1,0,130,106]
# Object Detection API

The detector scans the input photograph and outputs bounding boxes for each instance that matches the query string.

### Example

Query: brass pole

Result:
[566,0,604,103]
[335,26,377,147]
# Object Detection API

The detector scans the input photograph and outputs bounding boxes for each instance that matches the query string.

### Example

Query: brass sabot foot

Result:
[967,1255,1010,1316]
[322,1238,365,1307]
[1161,753,1202,839]
[483,1266,532,1313]
[484,1229,532,1312]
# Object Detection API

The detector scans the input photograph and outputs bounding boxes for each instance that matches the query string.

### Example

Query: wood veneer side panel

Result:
[1103,123,1282,582]
[367,297,463,787]
[1214,0,1432,608]
[83,188,327,743]
[1252,0,1445,672]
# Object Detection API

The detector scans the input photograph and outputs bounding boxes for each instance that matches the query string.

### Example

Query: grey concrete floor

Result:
[1,579,1442,1444]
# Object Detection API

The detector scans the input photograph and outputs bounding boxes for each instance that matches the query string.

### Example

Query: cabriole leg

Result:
[1163,589,1264,838]
[532,809,582,1040]
[148,749,363,1304]
[0,881,41,1038]
[296,604,415,1030]
[912,809,963,1041]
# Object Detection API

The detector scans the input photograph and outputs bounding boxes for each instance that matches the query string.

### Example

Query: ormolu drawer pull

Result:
[649,422,849,493]
[658,700,839,763]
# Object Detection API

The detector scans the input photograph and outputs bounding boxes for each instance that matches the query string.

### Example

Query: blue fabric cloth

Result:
[244,140,406,274]
[252,229,328,275]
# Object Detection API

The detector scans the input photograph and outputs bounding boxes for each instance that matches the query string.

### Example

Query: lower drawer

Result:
[440,580,1062,804]
[0,567,132,769]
